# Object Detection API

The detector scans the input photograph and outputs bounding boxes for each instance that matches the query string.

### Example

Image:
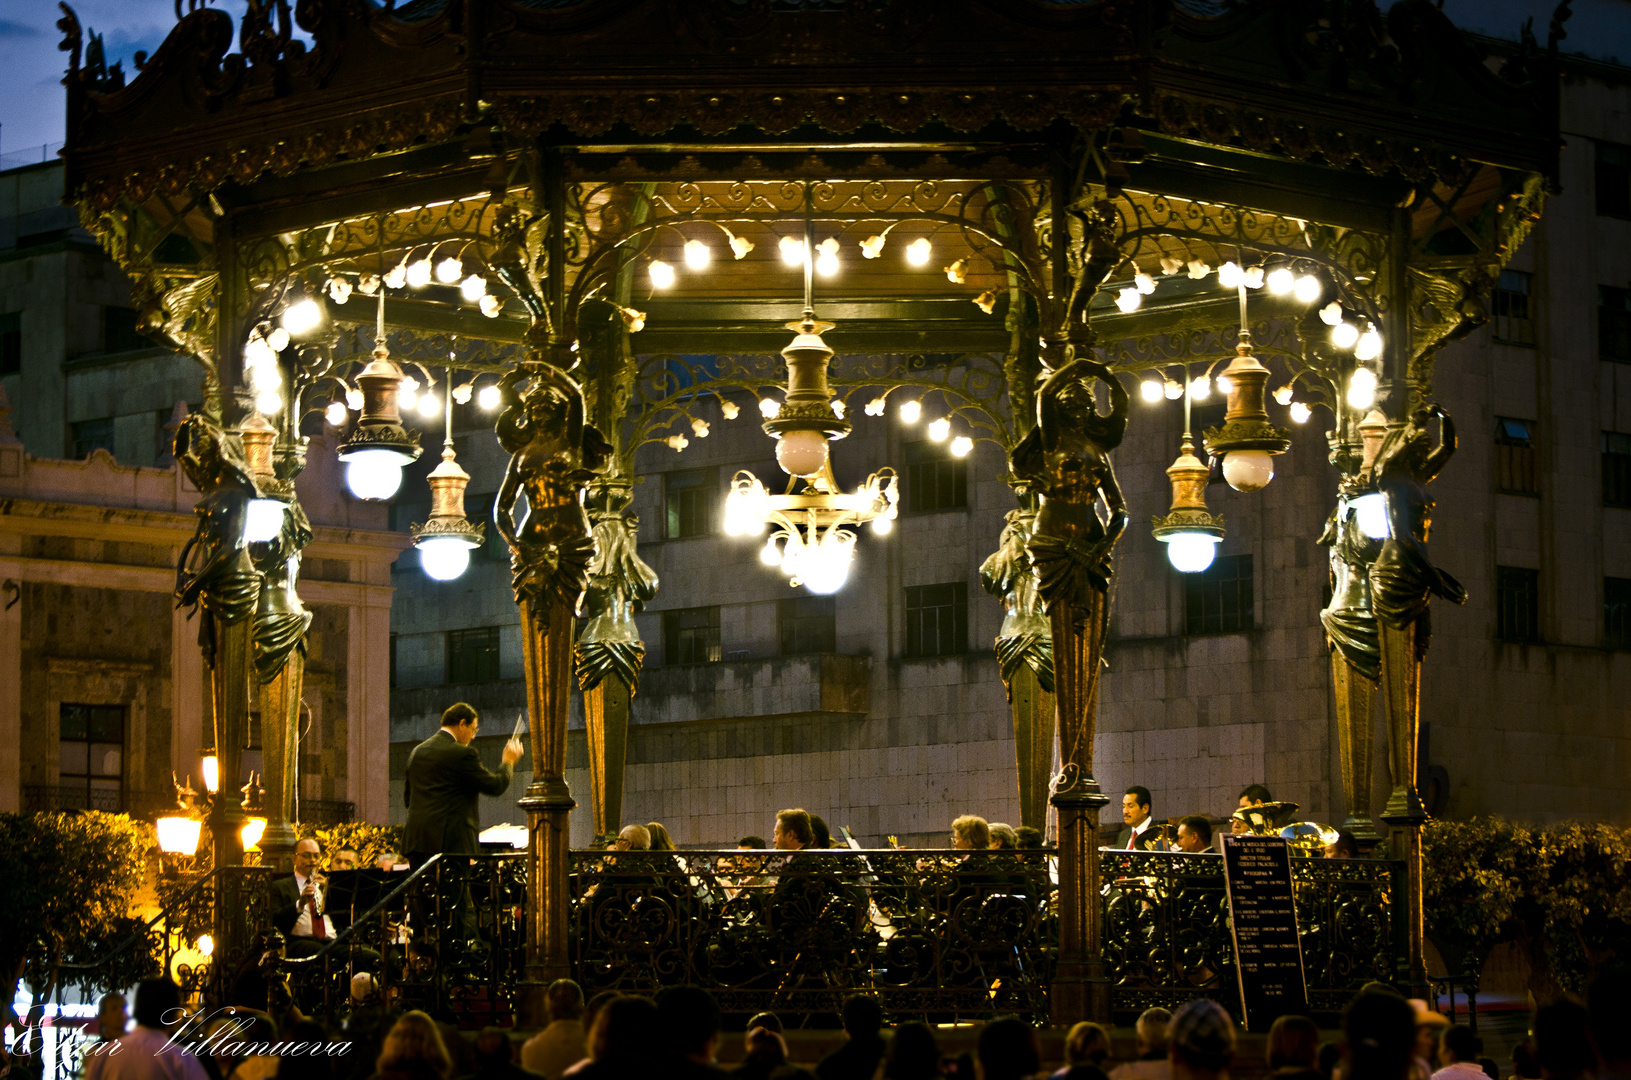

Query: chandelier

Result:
[722,215,898,593]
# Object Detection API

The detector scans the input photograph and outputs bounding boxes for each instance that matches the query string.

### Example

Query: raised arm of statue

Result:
[1422,404,1456,483]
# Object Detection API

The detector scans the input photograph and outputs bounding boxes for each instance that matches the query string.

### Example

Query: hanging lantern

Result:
[1202,331,1292,493]
[336,342,422,500]
[1152,434,1226,573]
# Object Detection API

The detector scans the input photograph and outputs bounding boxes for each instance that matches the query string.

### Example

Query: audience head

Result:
[1533,999,1593,1080]
[1341,991,1416,1080]
[1136,1007,1172,1057]
[1478,1057,1499,1080]
[1317,1041,1342,1079]
[743,1025,788,1066]
[1410,1000,1449,1063]
[1588,969,1631,1070]
[738,836,767,850]
[1176,815,1213,853]
[613,824,650,851]
[132,979,182,1030]
[580,990,621,1046]
[589,996,660,1061]
[1169,1000,1235,1076]
[810,815,833,849]
[474,1028,512,1066]
[96,993,128,1038]
[1324,830,1360,859]
[376,1010,452,1078]
[646,822,675,851]
[1065,1022,1110,1066]
[988,823,1018,850]
[886,1022,942,1080]
[774,809,813,850]
[440,702,479,743]
[1439,1024,1480,1066]
[1510,1042,1542,1080]
[747,1011,783,1035]
[1014,826,1044,850]
[1267,1015,1319,1069]
[1123,786,1153,827]
[951,815,990,851]
[545,978,583,1023]
[841,994,884,1040]
[350,972,377,1005]
[657,985,722,1062]
[1239,784,1272,807]
[977,1018,1041,1080]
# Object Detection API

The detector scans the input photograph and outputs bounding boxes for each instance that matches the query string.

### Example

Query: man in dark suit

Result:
[404,701,523,864]
[270,837,349,958]
[1114,786,1168,850]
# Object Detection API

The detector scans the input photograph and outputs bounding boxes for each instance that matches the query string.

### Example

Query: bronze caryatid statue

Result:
[1319,477,1384,842]
[494,358,610,986]
[577,505,658,846]
[250,489,314,865]
[979,506,1056,832]
[1369,404,1465,824]
[174,413,263,866]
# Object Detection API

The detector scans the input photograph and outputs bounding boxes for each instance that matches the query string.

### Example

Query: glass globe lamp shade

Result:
[201,754,219,794]
[759,536,782,565]
[1221,449,1274,492]
[342,449,411,500]
[1163,532,1221,573]
[196,934,215,957]
[1353,493,1390,539]
[240,818,266,852]
[419,537,476,581]
[775,429,830,478]
[801,533,855,594]
[156,816,202,856]
[244,498,287,543]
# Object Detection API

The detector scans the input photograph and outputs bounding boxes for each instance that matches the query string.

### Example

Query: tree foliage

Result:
[295,820,405,867]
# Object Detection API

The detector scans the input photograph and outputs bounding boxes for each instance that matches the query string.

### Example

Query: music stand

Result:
[324,869,394,931]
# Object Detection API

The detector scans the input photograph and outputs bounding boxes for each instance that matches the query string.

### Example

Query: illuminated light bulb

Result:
[684,240,711,269]
[1243,265,1265,289]
[775,429,829,477]
[1222,449,1274,493]
[1294,274,1323,304]
[906,237,932,266]
[1347,367,1378,410]
[201,755,219,793]
[419,537,474,581]
[435,257,462,284]
[831,400,846,419]
[759,397,780,419]
[779,236,806,266]
[196,934,214,957]
[815,237,840,277]
[950,435,974,458]
[864,397,887,416]
[1353,492,1389,539]
[1140,380,1164,403]
[1266,268,1295,295]
[872,514,893,536]
[620,307,646,332]
[477,385,502,411]
[156,816,201,856]
[1164,379,1183,400]
[479,294,502,318]
[281,300,321,335]
[254,392,282,415]
[418,393,441,420]
[344,449,407,500]
[1355,327,1383,361]
[1115,286,1142,313]
[383,262,407,290]
[1160,257,1184,276]
[398,386,418,413]
[649,260,675,288]
[405,259,433,288]
[899,399,922,423]
[729,234,754,259]
[244,498,286,543]
[1319,301,1343,326]
[244,337,275,367]
[1289,402,1312,424]
[268,327,289,352]
[451,383,472,405]
[760,537,782,566]
[801,532,855,595]
[345,387,364,411]
[1216,375,1234,395]
[1217,261,1243,288]
[944,259,968,284]
[1188,377,1209,401]
[460,275,487,301]
[1163,532,1221,573]
[240,817,265,851]
[720,400,740,420]
[247,361,281,391]
[357,273,380,296]
[860,235,885,259]
[1187,260,1211,280]
[666,433,689,451]
[1332,321,1360,349]
[325,401,348,426]
[1134,271,1156,295]
[927,417,951,442]
[1272,384,1294,406]
[691,417,710,437]
[327,277,353,304]
[973,290,997,314]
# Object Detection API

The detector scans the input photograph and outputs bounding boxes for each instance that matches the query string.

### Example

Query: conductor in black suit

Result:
[404,702,524,865]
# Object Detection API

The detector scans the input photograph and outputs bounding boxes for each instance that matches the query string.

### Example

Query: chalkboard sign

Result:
[1222,834,1308,1030]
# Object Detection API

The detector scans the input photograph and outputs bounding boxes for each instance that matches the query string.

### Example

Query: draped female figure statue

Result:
[1319,482,1383,840]
[252,496,314,861]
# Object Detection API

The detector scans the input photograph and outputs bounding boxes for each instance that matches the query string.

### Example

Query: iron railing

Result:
[22,786,175,818]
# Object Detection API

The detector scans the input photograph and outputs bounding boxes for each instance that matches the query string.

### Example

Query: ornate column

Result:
[494,357,609,1025]
[979,506,1055,832]
[577,488,658,846]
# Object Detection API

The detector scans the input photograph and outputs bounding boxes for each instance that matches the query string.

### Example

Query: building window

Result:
[1495,417,1538,495]
[70,417,115,459]
[59,703,124,811]
[102,306,147,354]
[1600,287,1631,363]
[1491,270,1535,345]
[904,441,967,513]
[1596,141,1631,219]
[1184,554,1255,635]
[1496,566,1540,644]
[904,582,967,657]
[446,626,501,685]
[1605,432,1631,508]
[663,606,721,664]
[779,596,836,655]
[665,468,715,540]
[0,312,19,376]
[1606,578,1631,651]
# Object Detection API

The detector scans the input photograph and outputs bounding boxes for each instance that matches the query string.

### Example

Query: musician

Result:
[270,838,344,958]
[1238,785,1272,809]
[1175,815,1214,854]
[1115,787,1167,850]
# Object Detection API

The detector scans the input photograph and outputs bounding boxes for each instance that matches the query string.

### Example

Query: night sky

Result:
[0,0,1626,164]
